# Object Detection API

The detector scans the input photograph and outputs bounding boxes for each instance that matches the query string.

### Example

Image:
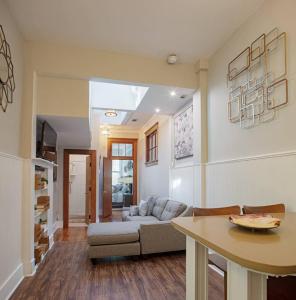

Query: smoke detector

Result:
[167,54,178,65]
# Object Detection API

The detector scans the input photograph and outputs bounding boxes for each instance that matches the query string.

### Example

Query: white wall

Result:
[169,101,200,207]
[0,0,24,298]
[137,101,200,208]
[138,115,171,201]
[206,0,296,210]
[69,155,87,217]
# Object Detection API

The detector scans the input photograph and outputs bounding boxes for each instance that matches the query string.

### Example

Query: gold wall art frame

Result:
[227,28,288,129]
[0,24,15,112]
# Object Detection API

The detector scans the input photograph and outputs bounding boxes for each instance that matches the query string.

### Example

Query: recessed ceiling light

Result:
[155,108,160,113]
[105,110,117,117]
[170,90,176,97]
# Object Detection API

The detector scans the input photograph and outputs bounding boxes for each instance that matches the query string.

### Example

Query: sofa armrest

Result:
[139,221,186,254]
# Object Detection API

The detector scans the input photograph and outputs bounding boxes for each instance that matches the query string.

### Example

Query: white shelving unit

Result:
[32,158,55,270]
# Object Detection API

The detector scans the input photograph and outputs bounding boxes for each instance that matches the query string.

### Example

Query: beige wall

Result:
[206,0,296,210]
[26,41,197,88]
[208,0,296,162]
[0,1,23,156]
[0,0,24,298]
[37,76,89,117]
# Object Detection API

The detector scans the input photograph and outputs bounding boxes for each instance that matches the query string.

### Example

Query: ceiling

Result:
[6,0,264,63]
[38,115,91,148]
[92,82,195,129]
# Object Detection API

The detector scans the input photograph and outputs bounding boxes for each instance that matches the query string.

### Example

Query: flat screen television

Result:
[36,119,57,180]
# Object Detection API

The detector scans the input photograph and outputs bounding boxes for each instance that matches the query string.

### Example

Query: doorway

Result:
[68,154,90,225]
[63,149,96,228]
[103,138,137,218]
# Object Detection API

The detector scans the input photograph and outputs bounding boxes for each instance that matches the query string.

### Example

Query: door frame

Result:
[63,149,97,228]
[107,138,138,205]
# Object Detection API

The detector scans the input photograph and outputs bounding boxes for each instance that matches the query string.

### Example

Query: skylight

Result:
[90,81,149,111]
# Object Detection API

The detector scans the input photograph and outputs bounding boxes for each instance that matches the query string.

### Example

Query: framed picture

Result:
[174,105,194,160]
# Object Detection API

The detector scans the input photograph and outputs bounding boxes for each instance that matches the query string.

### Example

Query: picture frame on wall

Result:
[174,104,194,160]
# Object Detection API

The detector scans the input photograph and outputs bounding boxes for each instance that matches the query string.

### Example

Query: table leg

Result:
[227,261,267,300]
[186,236,208,300]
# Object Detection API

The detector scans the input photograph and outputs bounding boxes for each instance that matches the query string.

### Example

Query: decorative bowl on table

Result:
[229,214,281,230]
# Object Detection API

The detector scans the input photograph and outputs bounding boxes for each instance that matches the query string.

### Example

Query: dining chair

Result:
[193,205,241,300]
[242,203,285,214]
[242,203,295,300]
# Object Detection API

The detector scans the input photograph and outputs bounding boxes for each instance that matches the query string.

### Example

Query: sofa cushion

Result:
[87,222,140,246]
[146,195,158,215]
[160,200,187,221]
[125,215,159,222]
[139,200,149,216]
[152,197,169,219]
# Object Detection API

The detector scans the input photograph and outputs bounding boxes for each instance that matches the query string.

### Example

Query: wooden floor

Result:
[11,227,224,300]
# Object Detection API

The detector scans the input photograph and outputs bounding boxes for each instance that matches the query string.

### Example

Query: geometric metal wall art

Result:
[227,28,288,129]
[0,24,15,112]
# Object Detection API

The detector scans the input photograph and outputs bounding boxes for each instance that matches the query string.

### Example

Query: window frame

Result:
[145,123,158,166]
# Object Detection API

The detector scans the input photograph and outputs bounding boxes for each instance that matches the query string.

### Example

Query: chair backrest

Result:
[193,205,241,216]
[242,203,285,214]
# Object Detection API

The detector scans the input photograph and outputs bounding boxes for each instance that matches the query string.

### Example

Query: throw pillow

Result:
[139,200,148,216]
[129,205,139,216]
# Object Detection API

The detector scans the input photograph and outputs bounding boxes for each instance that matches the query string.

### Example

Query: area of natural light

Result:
[90,81,149,111]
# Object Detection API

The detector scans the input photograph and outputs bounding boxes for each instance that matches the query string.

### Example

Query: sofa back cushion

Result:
[160,200,187,221]
[146,195,158,215]
[152,197,169,219]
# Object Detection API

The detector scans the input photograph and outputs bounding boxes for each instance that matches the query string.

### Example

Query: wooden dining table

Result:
[172,213,296,300]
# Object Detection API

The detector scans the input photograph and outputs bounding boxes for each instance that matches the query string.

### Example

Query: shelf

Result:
[35,187,48,192]
[34,209,48,219]
[32,157,58,168]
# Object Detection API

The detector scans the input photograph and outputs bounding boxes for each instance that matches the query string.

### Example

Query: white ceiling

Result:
[38,115,91,148]
[92,82,195,129]
[6,0,264,62]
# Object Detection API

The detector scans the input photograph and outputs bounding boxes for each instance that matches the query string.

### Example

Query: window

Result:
[111,143,133,157]
[145,123,158,166]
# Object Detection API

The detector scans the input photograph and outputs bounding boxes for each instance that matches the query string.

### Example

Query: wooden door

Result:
[85,155,91,224]
[103,158,112,218]
[107,138,138,205]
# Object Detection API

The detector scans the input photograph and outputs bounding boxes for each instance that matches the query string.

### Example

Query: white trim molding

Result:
[0,264,24,300]
[207,150,296,166]
[0,151,23,161]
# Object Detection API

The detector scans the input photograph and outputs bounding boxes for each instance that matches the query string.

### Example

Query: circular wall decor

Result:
[0,24,15,112]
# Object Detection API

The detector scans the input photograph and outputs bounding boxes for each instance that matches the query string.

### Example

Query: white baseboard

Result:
[49,221,63,250]
[0,264,24,300]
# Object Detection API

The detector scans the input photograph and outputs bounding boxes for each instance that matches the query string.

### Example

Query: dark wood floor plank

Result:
[10,227,224,300]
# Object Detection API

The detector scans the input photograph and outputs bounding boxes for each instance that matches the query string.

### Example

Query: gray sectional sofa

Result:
[87,197,192,259]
